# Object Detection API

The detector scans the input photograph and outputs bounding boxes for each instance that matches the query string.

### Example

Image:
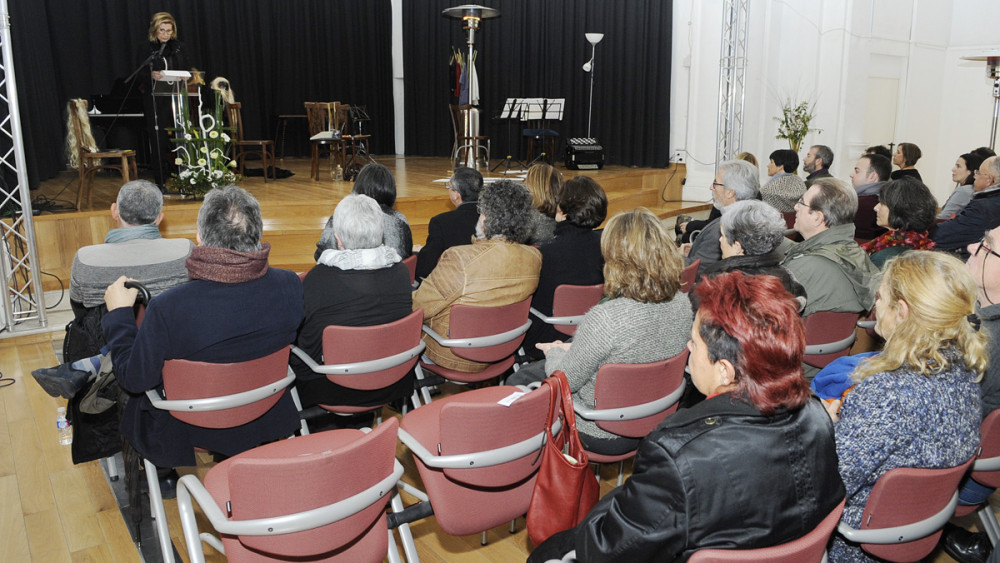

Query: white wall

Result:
[672,0,1000,205]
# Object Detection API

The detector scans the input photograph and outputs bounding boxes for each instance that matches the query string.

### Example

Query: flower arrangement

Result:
[169,91,240,198]
[775,99,820,153]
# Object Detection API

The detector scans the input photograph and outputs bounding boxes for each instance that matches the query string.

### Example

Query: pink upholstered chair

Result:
[802,311,859,369]
[176,419,403,562]
[836,458,975,562]
[679,259,701,293]
[415,297,532,403]
[530,283,604,337]
[289,309,426,424]
[572,350,690,485]
[953,410,1000,544]
[394,385,553,550]
[689,499,845,562]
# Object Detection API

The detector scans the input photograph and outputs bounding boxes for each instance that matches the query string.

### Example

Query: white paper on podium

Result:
[157,70,192,82]
[520,98,565,121]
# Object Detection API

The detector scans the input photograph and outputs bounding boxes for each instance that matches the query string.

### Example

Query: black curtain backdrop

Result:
[9,0,394,188]
[403,0,673,168]
[9,0,671,189]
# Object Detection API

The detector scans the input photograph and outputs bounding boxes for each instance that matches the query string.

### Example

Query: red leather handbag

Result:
[526,370,600,546]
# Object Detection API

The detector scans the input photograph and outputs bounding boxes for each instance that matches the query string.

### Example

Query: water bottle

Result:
[333,164,344,181]
[57,407,72,446]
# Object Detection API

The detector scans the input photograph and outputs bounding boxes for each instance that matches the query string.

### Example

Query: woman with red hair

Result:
[529,271,844,562]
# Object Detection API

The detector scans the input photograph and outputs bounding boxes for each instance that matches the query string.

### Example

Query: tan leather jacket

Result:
[414,238,541,372]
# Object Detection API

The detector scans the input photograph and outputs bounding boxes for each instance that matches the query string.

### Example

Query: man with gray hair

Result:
[414,179,541,373]
[802,145,834,187]
[683,159,759,268]
[101,185,303,472]
[70,179,192,312]
[293,193,413,410]
[414,166,483,280]
[781,178,879,317]
[933,155,1000,259]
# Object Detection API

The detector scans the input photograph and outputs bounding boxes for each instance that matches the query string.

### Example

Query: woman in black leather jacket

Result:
[530,271,845,562]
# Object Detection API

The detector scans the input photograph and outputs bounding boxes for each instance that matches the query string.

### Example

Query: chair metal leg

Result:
[510,519,517,534]
[978,505,1000,546]
[106,455,119,481]
[481,530,488,546]
[616,460,625,487]
[144,458,176,562]
[391,490,421,563]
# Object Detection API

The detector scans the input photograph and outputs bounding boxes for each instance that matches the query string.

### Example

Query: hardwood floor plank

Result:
[70,544,113,563]
[9,417,56,515]
[95,508,141,563]
[25,508,72,563]
[0,474,32,562]
[51,466,105,551]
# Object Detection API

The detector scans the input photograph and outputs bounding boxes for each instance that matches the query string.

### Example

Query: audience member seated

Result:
[782,178,879,317]
[683,159,759,268]
[292,193,413,409]
[864,144,892,160]
[677,153,757,245]
[803,144,834,188]
[414,167,482,281]
[413,180,541,373]
[938,152,985,220]
[31,180,192,398]
[101,185,303,471]
[823,251,984,563]
[735,150,758,167]
[523,162,562,244]
[761,148,807,212]
[933,155,1000,259]
[697,199,806,308]
[849,153,890,241]
[860,177,938,269]
[940,225,1000,563]
[317,162,413,260]
[522,176,608,360]
[528,272,845,562]
[890,141,922,180]
[509,208,692,456]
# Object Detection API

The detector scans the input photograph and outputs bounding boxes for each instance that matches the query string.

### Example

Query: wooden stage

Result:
[31,156,705,292]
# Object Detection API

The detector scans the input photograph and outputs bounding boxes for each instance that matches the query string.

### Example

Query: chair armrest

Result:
[290,342,425,376]
[973,455,1000,472]
[146,371,295,412]
[421,321,531,349]
[857,320,876,329]
[804,331,857,355]
[835,490,959,544]
[176,460,403,537]
[530,307,584,328]
[573,380,686,422]
[398,427,546,469]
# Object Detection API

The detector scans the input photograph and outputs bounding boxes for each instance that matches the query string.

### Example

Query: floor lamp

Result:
[583,33,604,139]
[962,49,1000,150]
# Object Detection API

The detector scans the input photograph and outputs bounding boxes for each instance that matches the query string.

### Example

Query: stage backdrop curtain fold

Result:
[403,0,673,168]
[8,0,394,189]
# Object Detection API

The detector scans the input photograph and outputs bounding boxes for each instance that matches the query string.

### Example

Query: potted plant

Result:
[169,92,240,199]
[775,99,820,153]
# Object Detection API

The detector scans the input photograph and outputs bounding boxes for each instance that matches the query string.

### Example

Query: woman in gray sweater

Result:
[510,208,693,455]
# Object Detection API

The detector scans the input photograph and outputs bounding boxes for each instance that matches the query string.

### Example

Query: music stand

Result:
[491,97,528,173]
[522,97,564,166]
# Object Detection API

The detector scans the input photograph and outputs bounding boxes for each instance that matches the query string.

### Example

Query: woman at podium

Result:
[140,12,191,192]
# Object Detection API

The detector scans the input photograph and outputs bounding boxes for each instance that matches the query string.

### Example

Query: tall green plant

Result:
[775,100,820,153]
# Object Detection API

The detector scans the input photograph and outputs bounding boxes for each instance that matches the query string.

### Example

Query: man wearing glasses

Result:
[781,177,879,318]
[682,159,759,268]
[933,156,1000,259]
[414,167,484,281]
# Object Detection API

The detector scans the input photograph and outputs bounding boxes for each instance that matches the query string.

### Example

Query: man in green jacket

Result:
[781,177,879,317]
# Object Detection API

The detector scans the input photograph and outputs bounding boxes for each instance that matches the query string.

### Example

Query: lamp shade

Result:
[585,33,604,46]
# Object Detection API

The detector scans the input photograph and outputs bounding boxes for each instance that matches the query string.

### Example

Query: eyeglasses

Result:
[710,182,726,190]
[975,234,1000,261]
[795,197,818,211]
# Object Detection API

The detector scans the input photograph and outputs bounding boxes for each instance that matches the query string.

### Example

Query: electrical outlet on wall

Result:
[671,150,686,163]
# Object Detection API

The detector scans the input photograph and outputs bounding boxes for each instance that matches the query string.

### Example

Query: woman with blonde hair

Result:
[509,208,693,454]
[141,11,192,190]
[523,163,562,243]
[826,251,985,563]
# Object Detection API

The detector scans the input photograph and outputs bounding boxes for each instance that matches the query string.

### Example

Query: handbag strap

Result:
[550,371,589,462]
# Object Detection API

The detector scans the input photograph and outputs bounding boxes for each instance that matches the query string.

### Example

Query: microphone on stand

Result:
[157,41,167,58]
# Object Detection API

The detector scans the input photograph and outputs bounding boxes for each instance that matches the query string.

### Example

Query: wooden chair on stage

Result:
[225,102,275,182]
[304,102,371,181]
[67,98,138,210]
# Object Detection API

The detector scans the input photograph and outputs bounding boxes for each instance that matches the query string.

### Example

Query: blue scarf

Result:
[104,224,161,244]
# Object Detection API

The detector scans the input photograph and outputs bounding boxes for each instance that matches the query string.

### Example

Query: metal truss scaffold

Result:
[715,0,749,170]
[0,0,46,332]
